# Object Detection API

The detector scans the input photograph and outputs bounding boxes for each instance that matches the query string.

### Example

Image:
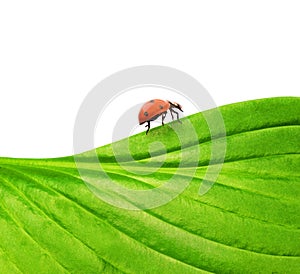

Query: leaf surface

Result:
[0,97,299,273]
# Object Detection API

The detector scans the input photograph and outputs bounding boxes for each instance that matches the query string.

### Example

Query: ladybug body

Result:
[138,99,183,134]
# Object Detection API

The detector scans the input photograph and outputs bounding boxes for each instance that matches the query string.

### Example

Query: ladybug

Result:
[138,99,183,134]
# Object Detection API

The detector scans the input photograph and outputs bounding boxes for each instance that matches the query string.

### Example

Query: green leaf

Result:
[0,97,299,273]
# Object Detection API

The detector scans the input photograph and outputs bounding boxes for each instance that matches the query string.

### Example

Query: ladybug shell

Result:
[138,99,170,124]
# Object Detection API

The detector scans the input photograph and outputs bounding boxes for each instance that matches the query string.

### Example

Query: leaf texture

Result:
[0,97,299,273]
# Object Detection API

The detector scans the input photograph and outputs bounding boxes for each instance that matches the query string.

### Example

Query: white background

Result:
[0,1,299,158]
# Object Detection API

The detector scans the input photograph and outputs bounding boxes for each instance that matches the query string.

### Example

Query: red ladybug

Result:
[138,99,183,134]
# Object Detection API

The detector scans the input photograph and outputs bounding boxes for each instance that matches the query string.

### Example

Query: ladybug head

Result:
[169,101,183,112]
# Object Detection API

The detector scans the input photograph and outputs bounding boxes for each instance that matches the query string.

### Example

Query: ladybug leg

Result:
[162,112,167,126]
[145,121,151,135]
[171,109,182,124]
[169,109,175,120]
